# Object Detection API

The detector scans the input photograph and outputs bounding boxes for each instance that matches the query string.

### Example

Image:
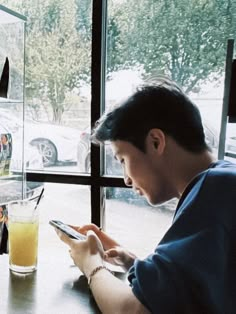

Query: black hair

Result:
[92,77,208,153]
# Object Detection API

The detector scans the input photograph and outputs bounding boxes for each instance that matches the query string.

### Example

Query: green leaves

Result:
[2,0,236,120]
[2,0,91,123]
[107,0,236,93]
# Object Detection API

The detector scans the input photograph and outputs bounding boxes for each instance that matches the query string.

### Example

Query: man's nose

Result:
[124,175,132,187]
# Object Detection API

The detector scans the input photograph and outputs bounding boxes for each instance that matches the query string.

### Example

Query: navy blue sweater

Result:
[128,160,236,314]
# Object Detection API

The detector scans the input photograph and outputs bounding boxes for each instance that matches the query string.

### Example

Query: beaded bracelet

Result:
[87,265,113,286]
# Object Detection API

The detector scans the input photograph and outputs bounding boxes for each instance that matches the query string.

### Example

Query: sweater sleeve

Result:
[128,224,228,314]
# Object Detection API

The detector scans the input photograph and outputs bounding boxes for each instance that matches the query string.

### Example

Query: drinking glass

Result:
[8,200,39,273]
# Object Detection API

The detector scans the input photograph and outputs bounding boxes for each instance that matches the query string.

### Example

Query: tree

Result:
[26,0,91,123]
[107,0,236,93]
[1,0,91,123]
[2,0,236,109]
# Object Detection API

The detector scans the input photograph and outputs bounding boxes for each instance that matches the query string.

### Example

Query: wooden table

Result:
[0,248,102,314]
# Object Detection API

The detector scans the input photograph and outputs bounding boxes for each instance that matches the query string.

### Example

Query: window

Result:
[2,0,236,254]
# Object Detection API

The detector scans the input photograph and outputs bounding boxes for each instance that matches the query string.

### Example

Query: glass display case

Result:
[0,5,27,252]
[0,4,26,207]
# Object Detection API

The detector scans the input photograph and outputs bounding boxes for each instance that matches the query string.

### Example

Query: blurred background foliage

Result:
[1,0,236,122]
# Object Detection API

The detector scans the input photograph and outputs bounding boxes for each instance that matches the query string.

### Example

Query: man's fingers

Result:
[79,224,100,234]
[105,248,119,258]
[86,230,98,243]
[54,228,74,245]
[86,230,105,256]
[87,229,96,236]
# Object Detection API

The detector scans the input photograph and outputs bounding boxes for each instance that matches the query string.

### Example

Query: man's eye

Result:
[120,158,124,164]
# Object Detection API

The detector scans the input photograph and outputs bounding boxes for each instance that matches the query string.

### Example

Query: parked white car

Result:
[0,107,44,204]
[0,109,43,172]
[0,110,81,167]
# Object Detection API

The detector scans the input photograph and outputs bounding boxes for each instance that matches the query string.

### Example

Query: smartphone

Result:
[49,220,86,240]
[50,220,126,274]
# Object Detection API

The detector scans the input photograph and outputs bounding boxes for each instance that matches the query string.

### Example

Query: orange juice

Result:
[9,220,39,267]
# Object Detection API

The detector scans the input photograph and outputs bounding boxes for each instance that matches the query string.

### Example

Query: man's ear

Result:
[0,57,9,98]
[147,128,166,155]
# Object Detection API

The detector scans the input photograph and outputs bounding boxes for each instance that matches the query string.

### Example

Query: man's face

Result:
[110,137,174,206]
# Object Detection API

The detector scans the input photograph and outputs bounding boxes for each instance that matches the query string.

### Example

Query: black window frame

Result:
[26,0,127,228]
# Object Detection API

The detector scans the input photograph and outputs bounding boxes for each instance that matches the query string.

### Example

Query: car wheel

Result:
[30,139,57,167]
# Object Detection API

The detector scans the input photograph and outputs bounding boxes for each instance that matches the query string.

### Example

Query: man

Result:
[56,78,236,313]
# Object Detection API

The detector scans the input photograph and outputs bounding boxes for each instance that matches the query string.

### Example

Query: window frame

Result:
[26,0,127,228]
[26,0,236,228]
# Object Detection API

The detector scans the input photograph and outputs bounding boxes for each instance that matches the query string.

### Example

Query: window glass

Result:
[1,0,92,173]
[0,17,24,101]
[35,182,91,250]
[225,123,236,164]
[104,0,236,249]
[105,187,175,258]
[105,0,236,175]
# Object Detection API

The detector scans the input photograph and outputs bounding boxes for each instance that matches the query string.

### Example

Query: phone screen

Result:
[49,220,86,240]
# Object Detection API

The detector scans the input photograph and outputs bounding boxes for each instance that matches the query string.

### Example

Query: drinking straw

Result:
[34,187,44,210]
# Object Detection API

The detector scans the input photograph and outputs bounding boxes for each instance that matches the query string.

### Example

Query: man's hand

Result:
[55,225,150,314]
[70,223,120,250]
[68,224,137,271]
[104,247,137,271]
[55,228,104,277]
